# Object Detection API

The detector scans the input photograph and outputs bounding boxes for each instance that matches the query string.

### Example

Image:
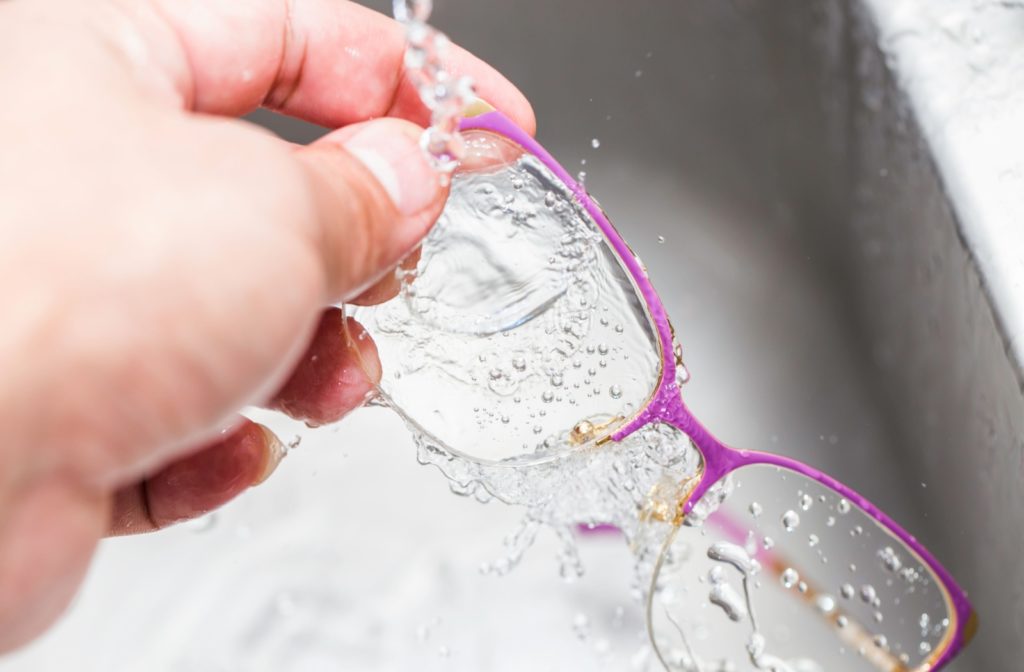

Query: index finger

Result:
[144,0,535,133]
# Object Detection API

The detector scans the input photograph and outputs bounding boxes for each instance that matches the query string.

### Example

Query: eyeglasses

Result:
[343,104,975,670]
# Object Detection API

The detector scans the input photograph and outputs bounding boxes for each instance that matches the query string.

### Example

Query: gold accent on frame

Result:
[570,416,625,446]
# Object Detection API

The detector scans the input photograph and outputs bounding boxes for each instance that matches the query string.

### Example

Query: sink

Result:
[3,1,1020,670]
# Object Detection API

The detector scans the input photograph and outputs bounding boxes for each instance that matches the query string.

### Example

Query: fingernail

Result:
[343,122,440,216]
[254,423,287,485]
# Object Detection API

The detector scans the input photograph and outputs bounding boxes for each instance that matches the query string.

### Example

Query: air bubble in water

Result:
[657,235,665,244]
[591,138,601,149]
[781,510,800,531]
[799,493,813,511]
[609,385,623,399]
[837,498,851,514]
[748,502,763,518]
[512,356,527,371]
[841,583,855,599]
[878,546,902,573]
[861,584,877,604]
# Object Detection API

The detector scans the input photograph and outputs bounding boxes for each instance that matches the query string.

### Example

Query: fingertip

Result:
[297,118,447,300]
[108,420,280,535]
[270,309,380,427]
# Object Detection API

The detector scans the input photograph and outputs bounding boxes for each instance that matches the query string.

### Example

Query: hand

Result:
[0,0,534,652]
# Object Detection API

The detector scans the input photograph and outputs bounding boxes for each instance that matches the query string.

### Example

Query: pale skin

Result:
[0,0,535,652]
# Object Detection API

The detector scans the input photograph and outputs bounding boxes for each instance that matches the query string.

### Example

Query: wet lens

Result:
[346,130,663,463]
[648,464,955,671]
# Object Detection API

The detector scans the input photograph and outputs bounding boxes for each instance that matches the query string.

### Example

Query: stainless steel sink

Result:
[3,1,1020,670]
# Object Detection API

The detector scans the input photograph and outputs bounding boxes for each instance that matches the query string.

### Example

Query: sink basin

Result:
[3,1,1020,670]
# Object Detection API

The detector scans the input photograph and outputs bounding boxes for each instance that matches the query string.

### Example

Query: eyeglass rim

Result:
[461,110,975,669]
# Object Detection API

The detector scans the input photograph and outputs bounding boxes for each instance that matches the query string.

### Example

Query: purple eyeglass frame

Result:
[459,110,975,669]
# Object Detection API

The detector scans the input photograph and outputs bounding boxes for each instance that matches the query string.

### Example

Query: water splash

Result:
[393,0,476,175]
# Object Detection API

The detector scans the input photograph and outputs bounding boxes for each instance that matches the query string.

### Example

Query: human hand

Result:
[0,0,533,652]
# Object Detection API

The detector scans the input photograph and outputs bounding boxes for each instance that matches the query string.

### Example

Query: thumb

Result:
[294,118,447,301]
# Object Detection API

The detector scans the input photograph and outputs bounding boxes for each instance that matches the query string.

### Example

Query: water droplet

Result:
[709,582,747,622]
[657,235,665,244]
[544,191,556,207]
[919,641,932,656]
[799,493,813,511]
[763,536,775,550]
[572,613,590,640]
[874,635,888,649]
[609,385,623,399]
[598,343,609,355]
[532,424,542,434]
[781,510,800,531]
[542,390,554,403]
[861,584,877,603]
[577,170,587,183]
[808,534,820,548]
[837,615,849,629]
[512,356,527,371]
[591,138,601,149]
[707,541,759,575]
[748,502,763,518]
[183,512,218,533]
[816,595,836,614]
[841,583,855,599]
[837,498,851,514]
[489,367,503,380]
[781,568,799,589]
